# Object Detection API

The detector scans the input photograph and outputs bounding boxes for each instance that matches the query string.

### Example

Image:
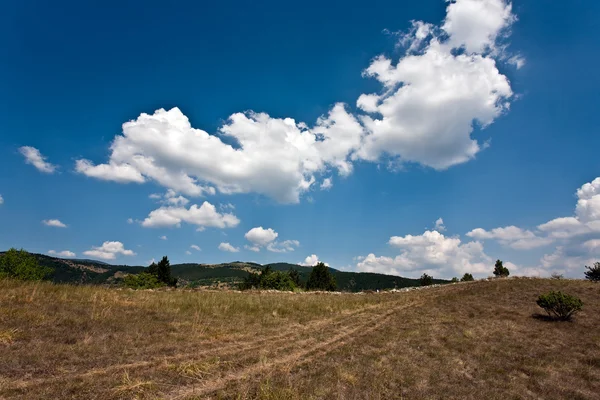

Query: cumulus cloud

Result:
[42,219,67,228]
[83,241,136,260]
[159,235,167,240]
[267,240,300,253]
[74,0,519,203]
[218,242,240,253]
[185,250,192,255]
[127,218,134,224]
[245,227,278,246]
[141,201,239,229]
[434,217,446,232]
[19,146,57,174]
[150,189,190,206]
[190,245,201,251]
[48,250,76,257]
[466,177,600,277]
[442,0,515,54]
[300,254,328,267]
[357,230,493,278]
[466,226,553,249]
[320,177,333,190]
[244,226,299,252]
[0,195,3,205]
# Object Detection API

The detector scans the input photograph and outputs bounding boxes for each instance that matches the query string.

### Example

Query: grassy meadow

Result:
[1,278,599,399]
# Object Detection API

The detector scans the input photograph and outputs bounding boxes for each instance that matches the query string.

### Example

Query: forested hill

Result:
[2,252,449,291]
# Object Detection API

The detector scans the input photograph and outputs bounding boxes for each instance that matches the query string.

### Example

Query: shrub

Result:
[122,272,164,289]
[536,291,583,321]
[461,273,474,282]
[306,262,336,291]
[420,273,433,286]
[584,262,600,281]
[239,266,298,291]
[451,277,459,283]
[0,248,53,281]
[551,272,563,280]
[493,260,510,277]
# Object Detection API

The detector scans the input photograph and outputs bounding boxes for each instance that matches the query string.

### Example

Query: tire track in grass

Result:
[2,297,402,393]
[164,300,422,400]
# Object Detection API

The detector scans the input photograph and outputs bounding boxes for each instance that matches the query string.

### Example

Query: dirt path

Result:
[2,298,400,393]
[164,299,421,399]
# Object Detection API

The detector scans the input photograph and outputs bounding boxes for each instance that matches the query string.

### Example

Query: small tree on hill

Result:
[147,261,158,276]
[306,262,336,291]
[156,256,177,286]
[584,262,600,281]
[288,268,301,287]
[493,260,510,277]
[461,273,474,282]
[0,248,53,281]
[420,273,433,286]
[451,277,459,283]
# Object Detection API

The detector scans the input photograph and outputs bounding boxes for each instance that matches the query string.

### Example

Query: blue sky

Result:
[1,0,599,278]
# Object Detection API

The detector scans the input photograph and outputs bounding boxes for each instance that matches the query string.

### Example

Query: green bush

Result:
[306,262,336,291]
[461,273,474,282]
[584,262,600,281]
[239,266,298,291]
[122,272,164,289]
[420,273,433,286]
[493,260,510,277]
[451,277,459,283]
[0,248,53,281]
[536,291,583,321]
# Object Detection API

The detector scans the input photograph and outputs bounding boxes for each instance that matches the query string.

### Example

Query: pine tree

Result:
[584,262,600,281]
[493,259,510,277]
[306,262,336,291]
[156,256,177,286]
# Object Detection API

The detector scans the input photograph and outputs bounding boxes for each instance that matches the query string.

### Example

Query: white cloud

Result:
[75,104,363,203]
[75,159,143,183]
[74,0,520,203]
[190,245,201,251]
[320,177,333,190]
[185,250,192,255]
[244,226,299,252]
[218,242,240,253]
[150,189,190,206]
[442,0,515,54]
[244,245,261,252]
[159,235,167,240]
[0,195,3,205]
[141,201,240,229]
[434,217,446,232]
[508,55,525,69]
[300,254,328,267]
[357,230,492,278]
[19,146,57,174]
[245,227,278,246]
[267,239,300,253]
[48,250,76,258]
[466,226,553,249]
[83,241,136,260]
[42,219,67,228]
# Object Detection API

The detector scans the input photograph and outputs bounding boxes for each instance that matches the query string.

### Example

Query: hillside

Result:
[1,278,598,399]
[14,252,443,291]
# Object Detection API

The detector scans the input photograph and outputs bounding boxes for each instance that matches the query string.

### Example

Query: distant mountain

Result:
[7,251,450,291]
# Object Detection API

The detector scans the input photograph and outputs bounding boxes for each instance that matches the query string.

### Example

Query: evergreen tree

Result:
[461,273,474,282]
[584,262,600,281]
[306,262,336,291]
[288,268,301,287]
[420,273,433,286]
[151,256,177,286]
[493,259,510,277]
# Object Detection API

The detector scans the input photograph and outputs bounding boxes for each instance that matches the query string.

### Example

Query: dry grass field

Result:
[1,278,599,399]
